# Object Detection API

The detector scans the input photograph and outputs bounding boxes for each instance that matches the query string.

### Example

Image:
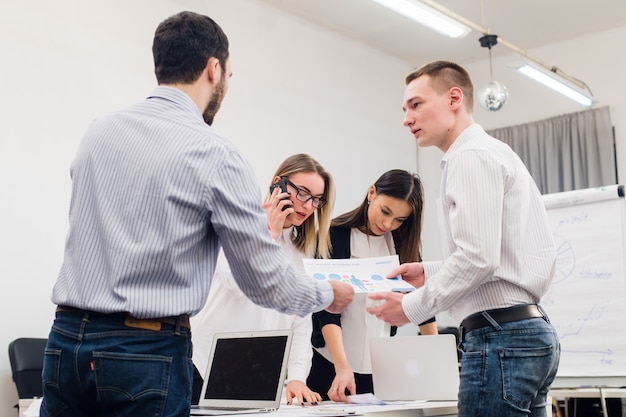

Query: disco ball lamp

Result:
[477,34,508,112]
[478,80,509,111]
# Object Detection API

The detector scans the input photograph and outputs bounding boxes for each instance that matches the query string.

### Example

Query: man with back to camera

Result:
[367,60,560,417]
[40,11,353,417]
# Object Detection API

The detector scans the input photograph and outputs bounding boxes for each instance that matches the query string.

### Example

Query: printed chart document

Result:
[302,255,415,293]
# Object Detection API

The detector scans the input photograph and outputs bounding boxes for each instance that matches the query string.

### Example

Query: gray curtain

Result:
[487,106,615,194]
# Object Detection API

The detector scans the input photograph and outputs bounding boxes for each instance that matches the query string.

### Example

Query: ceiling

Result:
[258,0,626,68]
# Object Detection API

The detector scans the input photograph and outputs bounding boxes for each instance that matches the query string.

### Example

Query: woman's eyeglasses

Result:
[283,177,326,209]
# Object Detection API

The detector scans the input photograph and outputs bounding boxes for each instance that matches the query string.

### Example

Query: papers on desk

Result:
[346,394,385,405]
[346,393,426,406]
[307,407,357,415]
[281,399,457,417]
[302,256,414,293]
[304,394,384,415]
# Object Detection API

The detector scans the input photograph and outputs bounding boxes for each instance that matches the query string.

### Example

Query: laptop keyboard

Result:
[206,407,247,411]
[189,406,265,416]
[193,406,249,411]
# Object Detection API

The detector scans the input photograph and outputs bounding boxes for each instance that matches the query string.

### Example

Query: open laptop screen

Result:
[203,334,290,401]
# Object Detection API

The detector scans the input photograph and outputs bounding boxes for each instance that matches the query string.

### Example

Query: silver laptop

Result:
[369,334,460,401]
[190,329,293,416]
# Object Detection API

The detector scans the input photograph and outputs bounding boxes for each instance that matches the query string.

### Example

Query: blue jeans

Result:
[458,315,560,417]
[40,310,193,417]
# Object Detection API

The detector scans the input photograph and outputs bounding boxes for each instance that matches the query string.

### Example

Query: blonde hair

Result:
[267,154,335,259]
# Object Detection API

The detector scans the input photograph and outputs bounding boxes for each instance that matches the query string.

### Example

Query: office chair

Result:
[437,326,462,363]
[8,337,47,399]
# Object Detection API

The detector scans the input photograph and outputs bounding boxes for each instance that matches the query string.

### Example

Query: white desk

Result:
[19,398,37,416]
[19,400,457,417]
[274,402,457,417]
[549,387,626,417]
[20,398,457,417]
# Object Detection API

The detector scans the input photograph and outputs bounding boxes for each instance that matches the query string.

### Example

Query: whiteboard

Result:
[541,185,626,386]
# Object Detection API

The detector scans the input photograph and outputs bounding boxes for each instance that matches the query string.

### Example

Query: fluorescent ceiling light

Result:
[371,0,471,38]
[511,61,595,107]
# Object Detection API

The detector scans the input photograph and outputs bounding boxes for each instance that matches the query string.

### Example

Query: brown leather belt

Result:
[56,305,190,330]
[460,304,544,340]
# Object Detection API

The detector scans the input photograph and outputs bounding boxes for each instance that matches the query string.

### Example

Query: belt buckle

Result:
[459,324,466,343]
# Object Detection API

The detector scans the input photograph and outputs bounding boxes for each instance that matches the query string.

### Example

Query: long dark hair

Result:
[332,169,424,263]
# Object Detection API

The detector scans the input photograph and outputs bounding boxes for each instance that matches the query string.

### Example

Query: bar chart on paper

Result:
[302,255,415,293]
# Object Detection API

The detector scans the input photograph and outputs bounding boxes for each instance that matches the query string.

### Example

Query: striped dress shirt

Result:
[52,86,332,318]
[402,123,556,324]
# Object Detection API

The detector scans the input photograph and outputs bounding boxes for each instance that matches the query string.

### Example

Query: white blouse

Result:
[317,228,394,373]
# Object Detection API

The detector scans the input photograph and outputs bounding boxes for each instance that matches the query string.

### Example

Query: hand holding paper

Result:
[366,292,410,327]
[303,255,415,293]
[386,262,425,289]
[325,280,355,313]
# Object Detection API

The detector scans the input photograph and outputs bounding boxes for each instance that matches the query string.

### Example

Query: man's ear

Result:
[449,87,463,109]
[206,57,222,84]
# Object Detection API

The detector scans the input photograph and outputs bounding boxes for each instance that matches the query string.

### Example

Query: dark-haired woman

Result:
[307,169,437,402]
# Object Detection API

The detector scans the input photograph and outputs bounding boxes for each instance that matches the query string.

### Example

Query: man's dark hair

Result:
[153,11,229,84]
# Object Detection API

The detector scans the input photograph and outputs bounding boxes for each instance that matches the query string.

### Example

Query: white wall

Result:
[0,0,416,413]
[1,0,626,414]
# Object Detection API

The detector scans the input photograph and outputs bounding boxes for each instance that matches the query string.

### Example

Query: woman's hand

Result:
[285,380,322,405]
[261,186,293,239]
[327,365,356,403]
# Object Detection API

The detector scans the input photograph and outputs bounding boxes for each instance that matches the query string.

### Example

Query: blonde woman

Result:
[191,154,335,406]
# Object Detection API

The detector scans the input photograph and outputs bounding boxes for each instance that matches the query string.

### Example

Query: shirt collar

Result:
[440,123,485,168]
[146,86,203,119]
